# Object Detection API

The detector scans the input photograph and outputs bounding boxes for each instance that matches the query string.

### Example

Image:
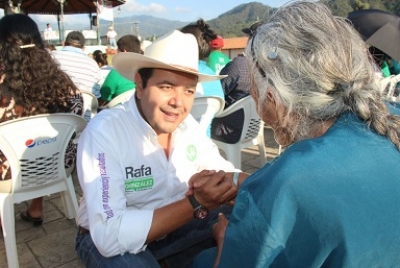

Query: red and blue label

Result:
[25,139,36,148]
[25,137,57,148]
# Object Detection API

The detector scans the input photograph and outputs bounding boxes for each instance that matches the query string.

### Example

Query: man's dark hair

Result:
[117,35,141,53]
[137,68,153,88]
[65,31,85,48]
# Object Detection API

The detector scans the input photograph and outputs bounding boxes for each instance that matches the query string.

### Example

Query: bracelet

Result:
[233,172,240,187]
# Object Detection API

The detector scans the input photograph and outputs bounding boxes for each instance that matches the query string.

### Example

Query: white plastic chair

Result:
[81,91,99,122]
[105,89,135,108]
[379,74,400,102]
[211,96,267,169]
[190,96,225,135]
[0,113,87,268]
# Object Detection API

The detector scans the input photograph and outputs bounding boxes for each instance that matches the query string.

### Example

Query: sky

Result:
[111,0,290,21]
[0,0,290,29]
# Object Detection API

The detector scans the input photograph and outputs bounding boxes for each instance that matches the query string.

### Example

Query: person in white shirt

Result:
[44,23,53,44]
[75,30,248,268]
[45,23,52,31]
[106,26,117,49]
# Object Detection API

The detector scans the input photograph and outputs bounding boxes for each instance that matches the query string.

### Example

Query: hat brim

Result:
[113,52,226,83]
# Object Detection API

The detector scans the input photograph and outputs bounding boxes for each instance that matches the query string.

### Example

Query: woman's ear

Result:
[266,90,275,104]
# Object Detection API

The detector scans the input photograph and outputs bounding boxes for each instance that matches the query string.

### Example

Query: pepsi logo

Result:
[25,139,36,148]
[25,137,57,148]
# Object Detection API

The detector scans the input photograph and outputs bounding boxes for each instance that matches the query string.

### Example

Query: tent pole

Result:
[57,13,61,44]
[97,15,100,45]
[58,0,65,44]
[96,0,101,45]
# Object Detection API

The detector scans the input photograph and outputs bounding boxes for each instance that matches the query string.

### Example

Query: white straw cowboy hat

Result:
[113,30,226,82]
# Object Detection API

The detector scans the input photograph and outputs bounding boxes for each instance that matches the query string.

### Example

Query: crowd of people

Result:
[1,1,399,267]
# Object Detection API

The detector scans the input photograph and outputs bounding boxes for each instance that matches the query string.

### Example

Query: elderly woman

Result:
[192,1,400,267]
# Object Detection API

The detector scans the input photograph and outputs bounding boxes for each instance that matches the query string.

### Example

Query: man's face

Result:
[135,69,198,135]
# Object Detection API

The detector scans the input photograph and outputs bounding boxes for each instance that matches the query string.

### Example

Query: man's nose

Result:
[169,89,184,107]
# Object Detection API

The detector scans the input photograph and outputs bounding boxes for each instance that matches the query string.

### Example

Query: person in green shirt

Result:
[207,36,230,74]
[99,35,141,105]
[369,46,391,78]
[381,60,391,77]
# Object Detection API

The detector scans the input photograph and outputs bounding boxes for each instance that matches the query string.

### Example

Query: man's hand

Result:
[186,171,250,205]
[192,170,237,210]
[186,169,216,196]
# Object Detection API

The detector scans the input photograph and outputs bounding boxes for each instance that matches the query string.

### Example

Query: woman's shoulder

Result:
[198,61,216,75]
[388,102,400,115]
[0,94,25,123]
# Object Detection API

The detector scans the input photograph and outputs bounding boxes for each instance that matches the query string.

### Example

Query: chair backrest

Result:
[379,74,400,101]
[0,114,87,194]
[81,91,99,121]
[105,89,135,108]
[190,96,225,133]
[215,95,262,144]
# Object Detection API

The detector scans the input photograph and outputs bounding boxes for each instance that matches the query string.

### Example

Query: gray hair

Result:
[246,1,400,149]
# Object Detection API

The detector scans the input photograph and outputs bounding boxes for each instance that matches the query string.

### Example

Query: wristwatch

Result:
[188,195,209,220]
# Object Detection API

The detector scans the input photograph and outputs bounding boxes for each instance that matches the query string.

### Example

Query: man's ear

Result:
[134,73,143,99]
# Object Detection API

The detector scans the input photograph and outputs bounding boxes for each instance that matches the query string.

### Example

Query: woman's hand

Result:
[213,213,229,268]
[213,213,229,247]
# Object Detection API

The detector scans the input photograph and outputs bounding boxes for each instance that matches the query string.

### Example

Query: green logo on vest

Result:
[186,144,197,161]
[125,177,154,191]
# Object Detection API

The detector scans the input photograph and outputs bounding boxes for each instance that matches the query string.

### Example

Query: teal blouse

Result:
[194,104,400,268]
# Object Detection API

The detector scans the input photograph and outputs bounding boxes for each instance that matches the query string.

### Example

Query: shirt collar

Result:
[61,46,86,55]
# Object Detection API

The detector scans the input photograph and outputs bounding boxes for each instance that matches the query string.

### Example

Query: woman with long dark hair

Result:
[0,14,83,226]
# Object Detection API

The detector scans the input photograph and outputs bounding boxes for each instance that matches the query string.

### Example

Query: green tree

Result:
[384,0,400,16]
[351,0,371,10]
[328,0,354,16]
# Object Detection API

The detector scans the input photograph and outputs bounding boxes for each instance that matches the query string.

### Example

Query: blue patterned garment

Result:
[220,55,250,108]
[194,104,400,268]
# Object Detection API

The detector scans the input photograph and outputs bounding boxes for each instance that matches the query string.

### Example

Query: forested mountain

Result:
[328,0,400,17]
[206,0,400,37]
[105,0,399,39]
[110,15,187,40]
[207,2,277,38]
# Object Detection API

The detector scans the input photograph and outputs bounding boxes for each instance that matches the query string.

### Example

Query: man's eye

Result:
[160,85,173,90]
[185,89,195,95]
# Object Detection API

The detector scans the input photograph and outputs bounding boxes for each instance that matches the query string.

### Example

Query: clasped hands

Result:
[186,170,239,265]
[186,170,239,209]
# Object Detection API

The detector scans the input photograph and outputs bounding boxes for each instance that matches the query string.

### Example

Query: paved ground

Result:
[0,127,281,268]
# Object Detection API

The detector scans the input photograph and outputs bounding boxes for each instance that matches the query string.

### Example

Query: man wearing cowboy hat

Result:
[75,30,248,267]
